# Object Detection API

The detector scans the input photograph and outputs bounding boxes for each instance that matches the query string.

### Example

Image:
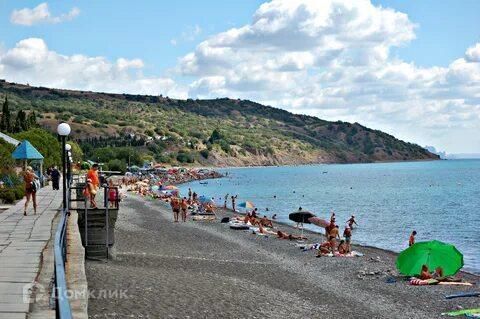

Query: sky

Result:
[0,0,479,154]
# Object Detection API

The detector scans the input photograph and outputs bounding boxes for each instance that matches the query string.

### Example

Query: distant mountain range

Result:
[0,80,439,166]
[424,146,480,159]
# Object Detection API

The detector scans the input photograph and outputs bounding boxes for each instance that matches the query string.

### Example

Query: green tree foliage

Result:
[0,96,11,132]
[106,159,126,173]
[0,139,15,167]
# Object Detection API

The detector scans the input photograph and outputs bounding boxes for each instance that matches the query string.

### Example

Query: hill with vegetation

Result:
[0,80,438,168]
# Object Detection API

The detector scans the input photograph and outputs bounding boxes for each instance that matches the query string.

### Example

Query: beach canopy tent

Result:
[11,140,44,180]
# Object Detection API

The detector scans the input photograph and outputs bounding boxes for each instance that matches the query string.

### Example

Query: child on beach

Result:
[108,180,118,208]
[337,240,348,254]
[343,226,352,253]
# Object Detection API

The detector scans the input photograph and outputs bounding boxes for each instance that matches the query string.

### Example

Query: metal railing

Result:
[53,178,73,319]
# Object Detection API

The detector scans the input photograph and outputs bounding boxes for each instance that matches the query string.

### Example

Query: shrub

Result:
[107,159,126,173]
[176,151,194,163]
[0,189,16,204]
[200,149,209,159]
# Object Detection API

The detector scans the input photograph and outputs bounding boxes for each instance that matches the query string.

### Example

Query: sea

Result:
[179,160,480,274]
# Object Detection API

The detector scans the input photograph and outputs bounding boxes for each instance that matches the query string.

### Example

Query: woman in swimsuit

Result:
[23,166,39,216]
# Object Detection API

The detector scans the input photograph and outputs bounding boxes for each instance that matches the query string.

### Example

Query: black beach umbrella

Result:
[289,211,315,224]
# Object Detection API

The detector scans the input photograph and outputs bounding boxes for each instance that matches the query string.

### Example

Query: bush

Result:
[12,185,25,200]
[107,159,126,173]
[0,189,16,204]
[200,149,209,159]
[176,151,194,163]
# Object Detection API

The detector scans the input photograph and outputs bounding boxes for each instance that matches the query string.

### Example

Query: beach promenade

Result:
[0,187,62,319]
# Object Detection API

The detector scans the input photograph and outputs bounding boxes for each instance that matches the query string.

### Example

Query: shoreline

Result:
[216,206,480,278]
[87,193,480,318]
[173,174,480,277]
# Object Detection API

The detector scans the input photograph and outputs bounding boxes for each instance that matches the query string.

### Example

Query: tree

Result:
[27,111,38,129]
[208,129,222,143]
[0,96,11,132]
[13,110,27,133]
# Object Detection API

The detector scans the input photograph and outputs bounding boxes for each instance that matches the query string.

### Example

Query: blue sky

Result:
[0,1,480,153]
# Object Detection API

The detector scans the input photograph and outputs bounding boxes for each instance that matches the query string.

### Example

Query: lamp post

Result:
[57,123,71,212]
[65,144,72,185]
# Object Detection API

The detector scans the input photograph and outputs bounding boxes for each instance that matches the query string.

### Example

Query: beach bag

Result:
[221,217,230,223]
[31,180,40,192]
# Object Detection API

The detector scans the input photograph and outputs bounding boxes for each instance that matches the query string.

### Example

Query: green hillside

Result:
[0,80,438,167]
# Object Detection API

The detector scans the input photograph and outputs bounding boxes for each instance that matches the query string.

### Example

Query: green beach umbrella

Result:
[396,240,463,276]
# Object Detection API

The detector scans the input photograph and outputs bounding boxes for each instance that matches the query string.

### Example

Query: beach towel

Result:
[192,215,216,221]
[441,308,480,317]
[300,243,321,251]
[439,282,474,286]
[409,278,439,286]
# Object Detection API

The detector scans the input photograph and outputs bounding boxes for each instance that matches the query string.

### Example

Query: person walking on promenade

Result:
[23,166,39,216]
[50,166,60,190]
[86,164,100,208]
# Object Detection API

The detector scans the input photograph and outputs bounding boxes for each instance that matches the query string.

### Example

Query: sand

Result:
[85,193,479,319]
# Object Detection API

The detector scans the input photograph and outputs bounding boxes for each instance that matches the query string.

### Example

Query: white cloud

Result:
[0,38,187,98]
[170,25,202,46]
[176,0,480,153]
[10,2,80,26]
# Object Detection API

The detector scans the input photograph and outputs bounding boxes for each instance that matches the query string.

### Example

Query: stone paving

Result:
[0,187,62,319]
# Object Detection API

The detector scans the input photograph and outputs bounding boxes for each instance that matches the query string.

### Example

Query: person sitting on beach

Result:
[409,231,417,247]
[419,264,432,280]
[328,225,341,250]
[205,203,215,214]
[317,241,333,256]
[346,215,358,229]
[337,240,348,255]
[260,215,273,228]
[271,214,277,219]
[343,226,352,253]
[432,267,444,279]
[251,208,259,218]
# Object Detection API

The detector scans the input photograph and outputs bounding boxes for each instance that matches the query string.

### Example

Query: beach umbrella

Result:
[289,211,315,224]
[396,240,464,276]
[238,201,255,209]
[198,195,214,204]
[162,185,178,191]
[308,217,329,228]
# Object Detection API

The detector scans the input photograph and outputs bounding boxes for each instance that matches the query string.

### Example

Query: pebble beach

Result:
[86,193,479,319]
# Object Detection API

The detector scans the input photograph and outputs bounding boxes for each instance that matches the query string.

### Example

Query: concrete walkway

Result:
[0,187,62,319]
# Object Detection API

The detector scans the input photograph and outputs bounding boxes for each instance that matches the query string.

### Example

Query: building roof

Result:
[11,140,44,160]
[0,132,20,146]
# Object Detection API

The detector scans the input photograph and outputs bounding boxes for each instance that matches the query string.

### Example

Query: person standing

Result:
[23,166,39,216]
[50,166,60,190]
[231,195,237,212]
[188,188,192,202]
[171,197,181,222]
[224,193,229,208]
[86,164,100,208]
[409,231,417,247]
[343,226,352,253]
[181,197,188,222]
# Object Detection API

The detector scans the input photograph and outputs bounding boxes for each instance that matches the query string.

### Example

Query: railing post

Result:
[105,187,109,259]
[84,196,88,248]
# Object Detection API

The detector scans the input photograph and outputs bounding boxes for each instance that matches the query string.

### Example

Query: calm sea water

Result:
[179,160,480,274]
